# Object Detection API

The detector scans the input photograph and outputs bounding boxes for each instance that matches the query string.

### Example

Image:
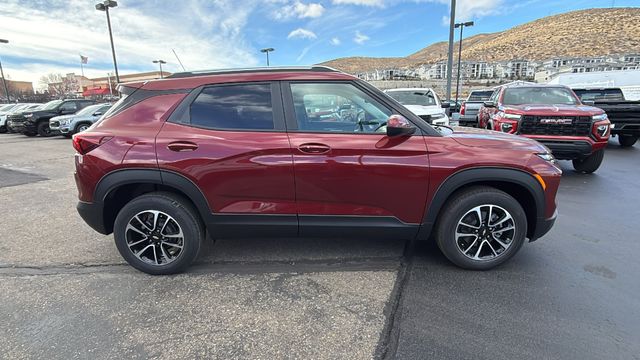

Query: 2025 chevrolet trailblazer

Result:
[478,83,611,173]
[73,66,561,275]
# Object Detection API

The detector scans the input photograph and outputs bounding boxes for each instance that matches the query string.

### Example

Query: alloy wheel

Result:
[455,204,515,261]
[125,210,184,266]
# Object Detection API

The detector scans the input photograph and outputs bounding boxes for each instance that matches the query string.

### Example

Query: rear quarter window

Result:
[189,83,274,130]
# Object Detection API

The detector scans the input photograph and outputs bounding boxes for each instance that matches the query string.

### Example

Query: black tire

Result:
[485,120,493,131]
[0,125,6,133]
[37,121,53,137]
[23,131,37,137]
[75,123,91,133]
[572,149,605,174]
[113,192,204,275]
[618,135,638,148]
[435,186,528,270]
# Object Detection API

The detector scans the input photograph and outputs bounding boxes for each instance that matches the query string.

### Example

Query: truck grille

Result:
[519,116,592,136]
[7,114,26,124]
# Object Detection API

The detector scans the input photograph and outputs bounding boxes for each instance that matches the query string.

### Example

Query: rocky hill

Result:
[320,8,640,73]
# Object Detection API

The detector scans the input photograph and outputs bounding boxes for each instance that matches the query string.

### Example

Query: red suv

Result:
[478,84,611,173]
[74,66,561,274]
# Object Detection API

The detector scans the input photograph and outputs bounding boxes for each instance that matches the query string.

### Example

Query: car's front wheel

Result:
[572,149,604,173]
[37,121,53,137]
[435,186,528,270]
[113,192,204,275]
[618,135,638,148]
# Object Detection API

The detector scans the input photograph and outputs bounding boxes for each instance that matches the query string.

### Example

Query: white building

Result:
[547,69,640,100]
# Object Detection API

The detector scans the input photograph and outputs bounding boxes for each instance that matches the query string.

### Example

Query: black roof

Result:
[166,66,339,79]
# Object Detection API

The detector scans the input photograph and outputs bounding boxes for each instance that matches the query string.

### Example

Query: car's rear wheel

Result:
[37,122,53,137]
[618,135,638,148]
[485,120,493,131]
[435,186,528,270]
[572,149,604,174]
[113,192,204,275]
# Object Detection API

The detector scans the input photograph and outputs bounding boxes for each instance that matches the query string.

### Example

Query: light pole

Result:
[260,48,274,66]
[95,0,120,84]
[445,0,456,102]
[153,60,166,78]
[0,39,10,102]
[454,21,474,108]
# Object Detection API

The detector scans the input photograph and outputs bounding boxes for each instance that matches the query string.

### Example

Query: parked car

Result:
[73,66,561,275]
[8,99,95,136]
[2,103,42,133]
[572,87,640,148]
[478,83,610,173]
[50,103,112,137]
[384,88,450,126]
[458,89,494,127]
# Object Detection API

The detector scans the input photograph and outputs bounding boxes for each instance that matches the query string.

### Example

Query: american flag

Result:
[80,55,88,64]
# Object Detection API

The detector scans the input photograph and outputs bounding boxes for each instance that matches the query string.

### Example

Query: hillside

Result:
[320,8,640,73]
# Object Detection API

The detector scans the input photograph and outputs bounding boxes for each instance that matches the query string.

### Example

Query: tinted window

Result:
[467,91,493,101]
[290,83,392,134]
[573,89,625,101]
[190,84,274,130]
[60,102,78,111]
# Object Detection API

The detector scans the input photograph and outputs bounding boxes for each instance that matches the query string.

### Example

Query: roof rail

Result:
[166,66,340,79]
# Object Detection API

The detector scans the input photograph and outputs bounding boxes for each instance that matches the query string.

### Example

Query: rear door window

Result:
[190,84,274,130]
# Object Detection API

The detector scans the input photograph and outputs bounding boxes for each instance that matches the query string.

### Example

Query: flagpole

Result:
[80,54,85,77]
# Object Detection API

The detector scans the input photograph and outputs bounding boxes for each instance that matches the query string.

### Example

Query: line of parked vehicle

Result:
[0,99,112,138]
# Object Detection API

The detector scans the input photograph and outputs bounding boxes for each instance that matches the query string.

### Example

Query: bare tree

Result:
[39,73,78,97]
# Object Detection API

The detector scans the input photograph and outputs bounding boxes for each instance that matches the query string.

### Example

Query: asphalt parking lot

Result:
[1,133,639,359]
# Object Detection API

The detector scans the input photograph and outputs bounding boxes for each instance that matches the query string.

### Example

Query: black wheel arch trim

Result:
[418,167,546,240]
[92,168,214,230]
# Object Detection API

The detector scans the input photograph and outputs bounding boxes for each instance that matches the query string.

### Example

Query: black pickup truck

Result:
[572,88,640,147]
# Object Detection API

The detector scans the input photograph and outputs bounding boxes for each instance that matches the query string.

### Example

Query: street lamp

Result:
[0,39,10,102]
[454,21,474,108]
[260,48,274,67]
[95,0,120,84]
[153,60,166,78]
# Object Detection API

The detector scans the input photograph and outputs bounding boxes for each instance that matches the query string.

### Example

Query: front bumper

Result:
[530,209,557,242]
[522,135,607,160]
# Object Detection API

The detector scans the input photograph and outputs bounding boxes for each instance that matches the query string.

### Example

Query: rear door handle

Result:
[167,141,198,152]
[298,143,331,154]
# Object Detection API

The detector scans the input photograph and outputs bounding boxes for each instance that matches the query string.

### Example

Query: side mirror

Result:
[93,112,103,116]
[582,100,595,106]
[483,101,496,108]
[386,115,416,137]
[440,101,451,108]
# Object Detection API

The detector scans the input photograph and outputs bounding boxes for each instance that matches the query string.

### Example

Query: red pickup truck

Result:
[478,84,611,173]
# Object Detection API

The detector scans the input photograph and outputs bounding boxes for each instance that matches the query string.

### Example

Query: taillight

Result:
[72,133,113,155]
[460,102,466,115]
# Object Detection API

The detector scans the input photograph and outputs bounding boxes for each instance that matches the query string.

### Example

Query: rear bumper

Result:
[458,115,478,126]
[77,201,109,235]
[530,209,557,242]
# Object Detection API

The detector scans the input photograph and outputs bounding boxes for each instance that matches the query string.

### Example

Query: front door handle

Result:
[167,141,198,152]
[298,143,331,154]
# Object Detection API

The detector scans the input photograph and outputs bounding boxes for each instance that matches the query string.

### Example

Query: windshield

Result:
[502,87,579,105]
[41,100,64,110]
[573,89,625,101]
[467,91,493,101]
[387,90,437,106]
[76,104,103,116]
[0,104,16,112]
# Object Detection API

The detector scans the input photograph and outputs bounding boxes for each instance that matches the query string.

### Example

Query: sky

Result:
[1,0,638,89]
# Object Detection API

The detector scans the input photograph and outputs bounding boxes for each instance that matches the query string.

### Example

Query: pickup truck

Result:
[572,88,640,147]
[478,83,611,173]
[459,89,494,127]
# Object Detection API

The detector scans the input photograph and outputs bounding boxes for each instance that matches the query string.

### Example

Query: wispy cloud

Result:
[332,0,385,7]
[287,28,318,40]
[272,1,325,20]
[330,37,342,46]
[353,30,370,44]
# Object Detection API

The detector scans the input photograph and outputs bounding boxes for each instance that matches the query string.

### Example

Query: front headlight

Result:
[498,111,521,120]
[59,119,70,125]
[430,113,445,120]
[596,124,609,137]
[592,113,608,121]
[24,113,34,118]
[537,152,556,163]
